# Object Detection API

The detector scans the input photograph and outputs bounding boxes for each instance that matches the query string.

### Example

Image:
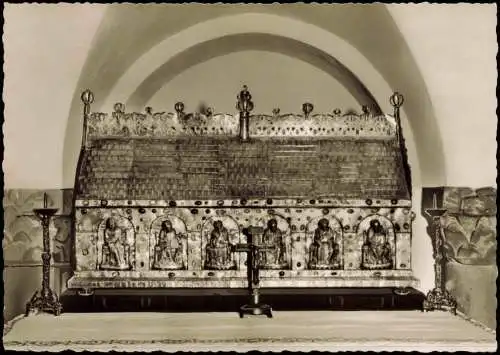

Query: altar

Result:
[3,311,496,352]
[67,86,418,300]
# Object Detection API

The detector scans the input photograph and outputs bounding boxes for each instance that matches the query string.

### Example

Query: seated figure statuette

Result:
[308,218,341,269]
[205,221,235,270]
[100,217,131,270]
[153,220,184,270]
[259,218,288,269]
[361,219,393,270]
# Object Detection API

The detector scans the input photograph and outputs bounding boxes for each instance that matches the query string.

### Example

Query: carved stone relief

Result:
[440,188,496,266]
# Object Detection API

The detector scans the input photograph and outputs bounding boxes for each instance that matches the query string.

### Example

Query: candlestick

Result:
[43,193,48,209]
[432,193,437,209]
[422,204,457,315]
[25,206,63,316]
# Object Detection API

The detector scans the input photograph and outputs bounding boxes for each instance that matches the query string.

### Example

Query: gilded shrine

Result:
[68,86,417,293]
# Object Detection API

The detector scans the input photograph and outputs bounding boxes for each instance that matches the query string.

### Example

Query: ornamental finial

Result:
[175,102,185,117]
[81,89,94,105]
[390,92,404,109]
[114,103,125,113]
[302,102,314,118]
[236,85,254,113]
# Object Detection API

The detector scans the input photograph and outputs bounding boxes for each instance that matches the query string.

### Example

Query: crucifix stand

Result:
[232,227,273,318]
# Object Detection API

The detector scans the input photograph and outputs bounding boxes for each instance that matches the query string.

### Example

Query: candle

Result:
[432,193,437,209]
[43,193,48,209]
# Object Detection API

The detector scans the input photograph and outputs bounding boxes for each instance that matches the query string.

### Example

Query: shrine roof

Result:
[75,135,411,201]
[75,90,411,202]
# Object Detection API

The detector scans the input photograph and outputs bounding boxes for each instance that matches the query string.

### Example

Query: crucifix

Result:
[232,226,273,318]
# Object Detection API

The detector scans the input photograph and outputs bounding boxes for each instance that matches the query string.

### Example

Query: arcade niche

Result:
[68,86,417,294]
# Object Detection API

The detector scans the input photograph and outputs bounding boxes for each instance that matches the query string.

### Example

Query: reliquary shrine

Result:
[68,86,418,294]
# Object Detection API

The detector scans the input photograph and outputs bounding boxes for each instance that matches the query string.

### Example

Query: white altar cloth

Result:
[3,310,496,352]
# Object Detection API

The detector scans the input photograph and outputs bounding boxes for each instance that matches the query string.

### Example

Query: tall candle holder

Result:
[25,193,63,316]
[422,193,457,314]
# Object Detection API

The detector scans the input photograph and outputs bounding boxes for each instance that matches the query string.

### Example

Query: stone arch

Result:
[102,13,394,111]
[63,9,446,189]
[125,33,380,113]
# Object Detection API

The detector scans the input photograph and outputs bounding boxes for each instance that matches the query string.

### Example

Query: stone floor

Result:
[3,310,496,352]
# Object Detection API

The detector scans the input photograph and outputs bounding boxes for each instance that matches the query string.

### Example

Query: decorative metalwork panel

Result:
[86,109,396,140]
[87,111,240,138]
[71,205,413,285]
[395,233,412,269]
[76,138,409,201]
[70,89,415,290]
[75,210,136,272]
[249,113,396,138]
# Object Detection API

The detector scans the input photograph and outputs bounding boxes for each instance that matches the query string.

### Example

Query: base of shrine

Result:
[67,270,419,290]
[4,311,496,352]
[59,287,425,313]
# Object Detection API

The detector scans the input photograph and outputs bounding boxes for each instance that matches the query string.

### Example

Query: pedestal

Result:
[25,208,63,316]
[423,288,457,314]
[239,289,273,318]
[422,208,457,315]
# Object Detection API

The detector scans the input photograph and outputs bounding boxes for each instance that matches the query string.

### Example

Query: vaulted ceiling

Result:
[63,4,446,188]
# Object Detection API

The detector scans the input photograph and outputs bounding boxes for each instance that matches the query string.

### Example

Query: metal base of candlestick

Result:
[239,303,273,318]
[25,289,63,316]
[423,288,457,315]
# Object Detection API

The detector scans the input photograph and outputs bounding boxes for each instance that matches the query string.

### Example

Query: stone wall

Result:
[421,186,497,329]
